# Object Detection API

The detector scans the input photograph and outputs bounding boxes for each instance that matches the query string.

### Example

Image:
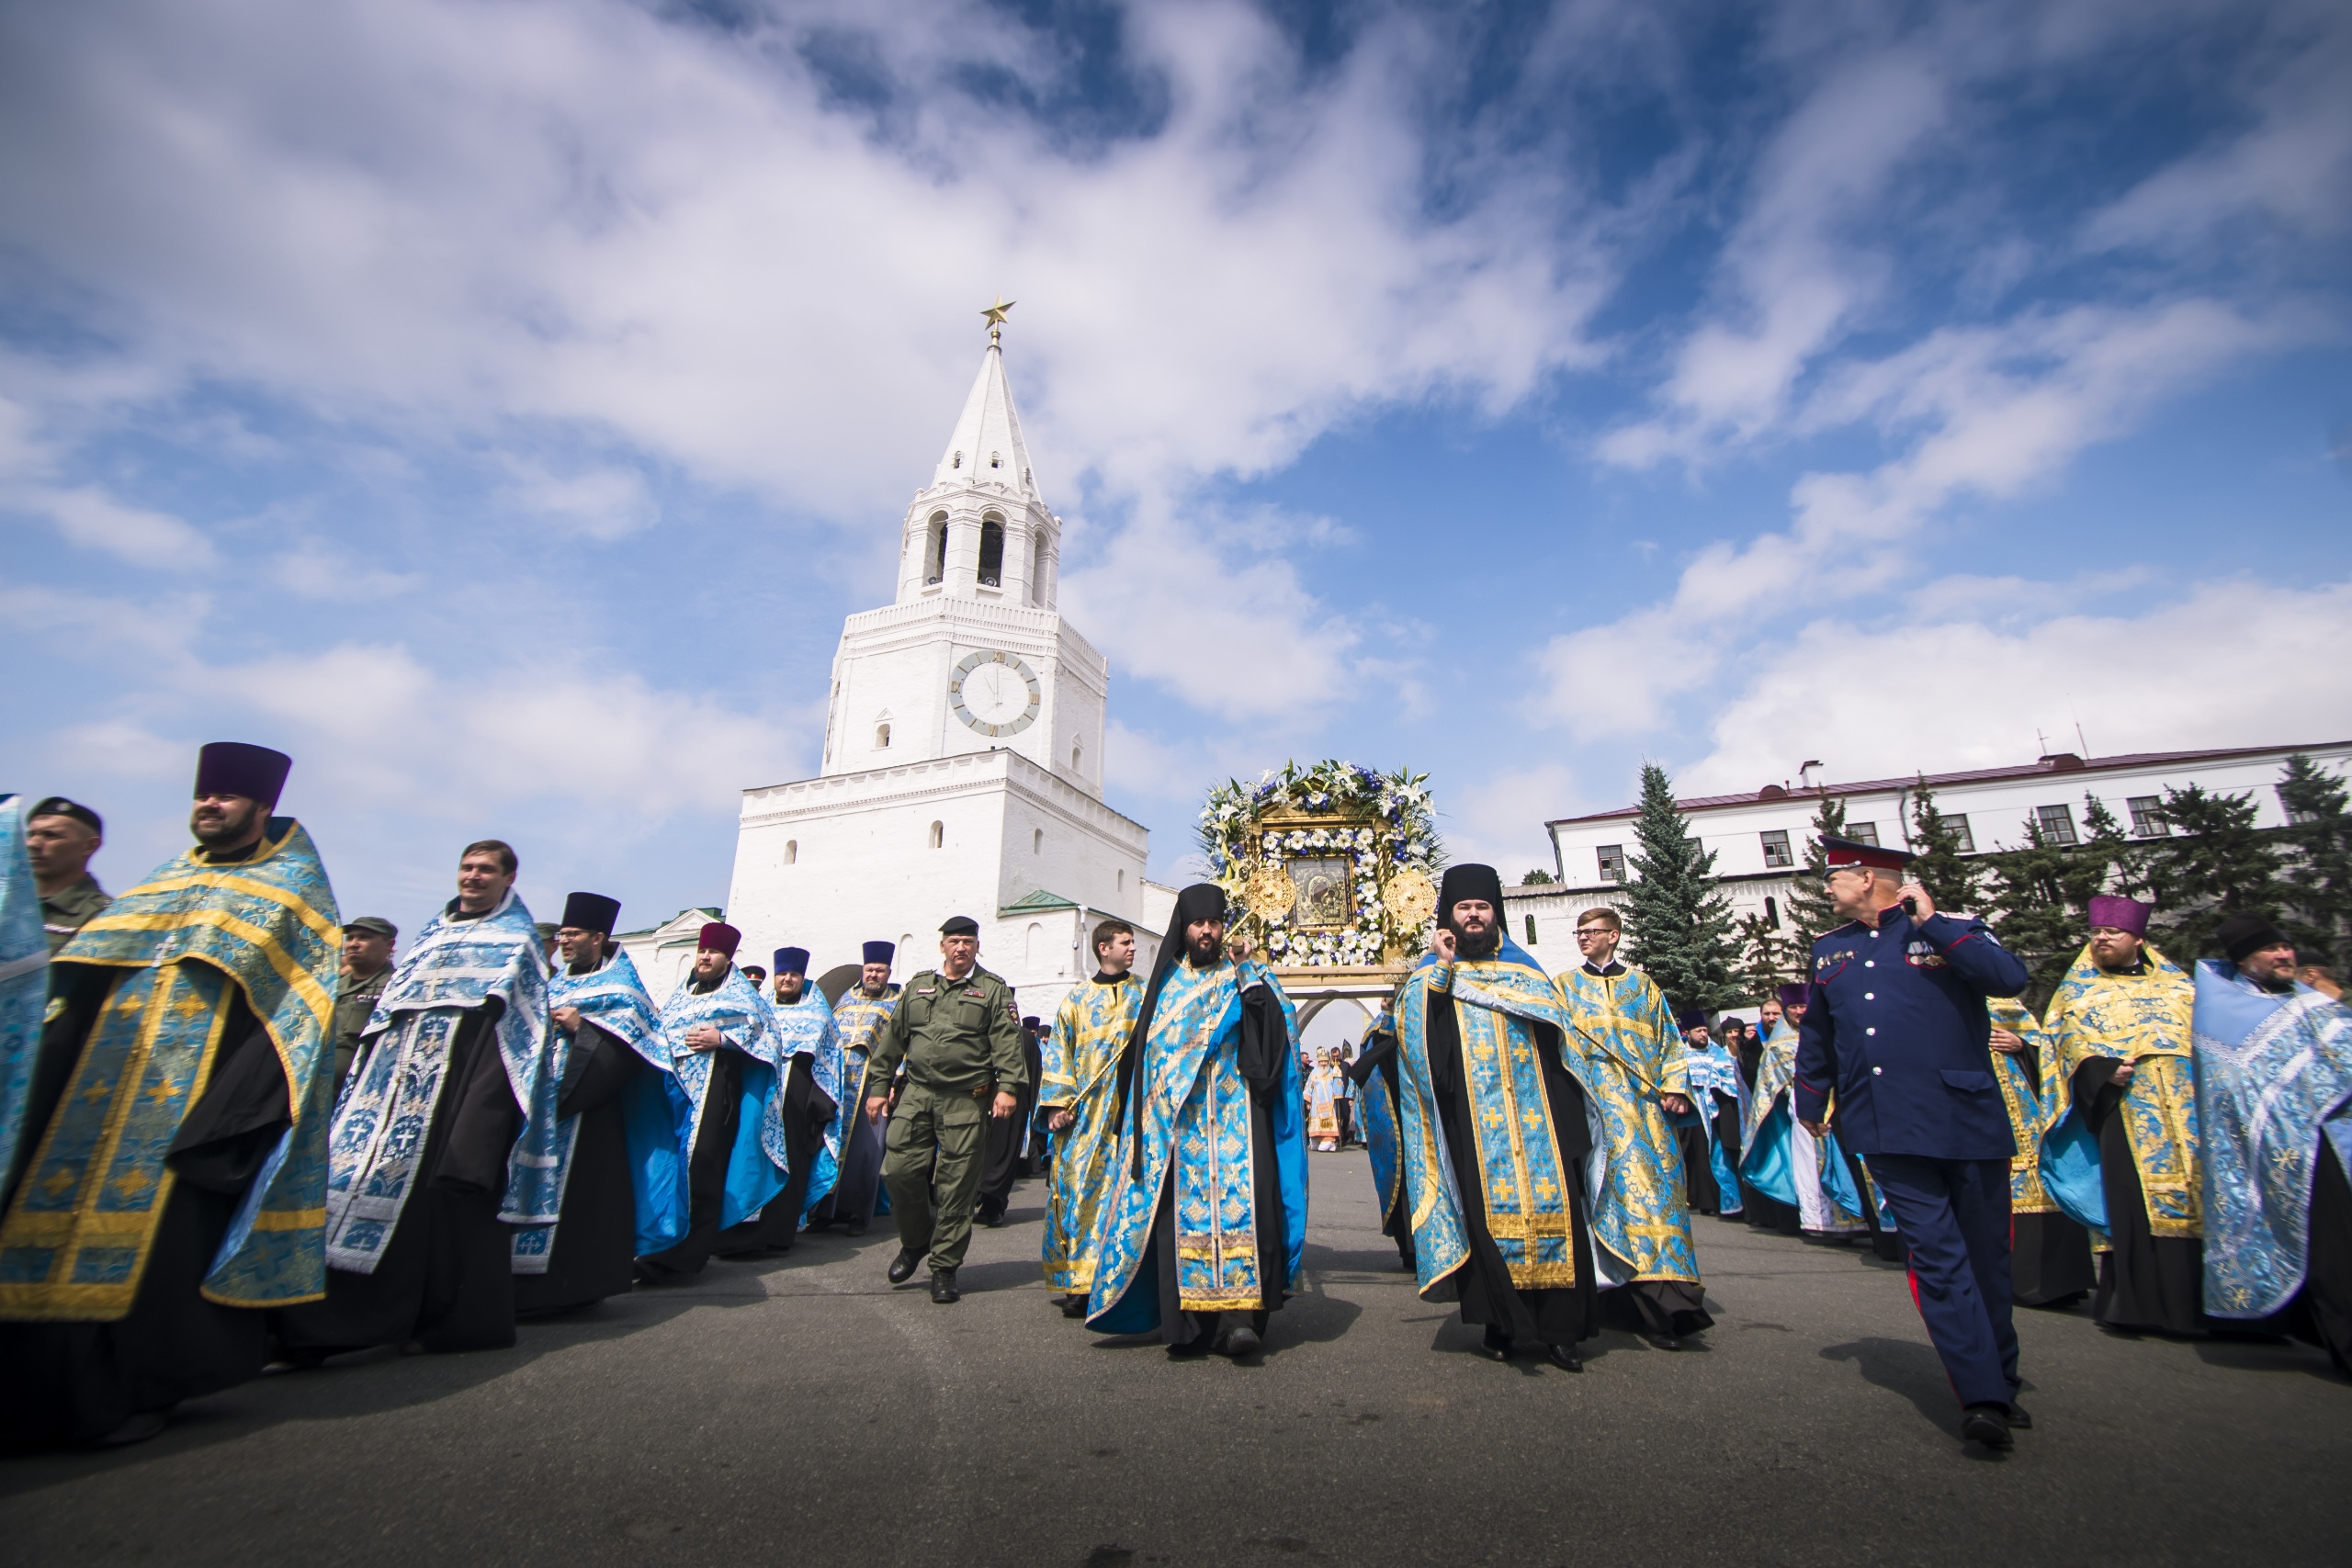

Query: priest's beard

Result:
[1186,931,1223,966]
[1446,920,1501,961]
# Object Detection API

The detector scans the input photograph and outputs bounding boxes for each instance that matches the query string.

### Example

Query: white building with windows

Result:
[713,333,1170,1015]
[1502,742,2352,958]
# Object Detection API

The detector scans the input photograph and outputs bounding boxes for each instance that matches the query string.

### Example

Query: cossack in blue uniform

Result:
[1793,834,2031,1444]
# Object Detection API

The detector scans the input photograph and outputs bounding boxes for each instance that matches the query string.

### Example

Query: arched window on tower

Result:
[978,515,1004,587]
[952,451,963,470]
[929,820,944,850]
[990,451,1002,470]
[1032,829,1043,855]
[1030,533,1046,605]
[1071,739,1082,773]
[925,512,947,585]
[874,722,890,750]
[785,840,797,865]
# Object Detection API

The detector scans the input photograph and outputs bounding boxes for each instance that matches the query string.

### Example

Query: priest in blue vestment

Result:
[1390,864,1600,1371]
[716,946,840,1254]
[514,892,684,1315]
[635,922,788,1283]
[1347,995,1419,1271]
[278,837,559,1359]
[1085,884,1305,1359]
[2195,912,2352,1371]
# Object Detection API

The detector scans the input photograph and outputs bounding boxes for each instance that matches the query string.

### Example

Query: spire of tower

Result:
[931,328,1044,506]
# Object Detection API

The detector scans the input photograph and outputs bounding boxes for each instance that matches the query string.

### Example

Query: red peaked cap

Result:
[697,921,741,957]
[1818,832,1915,874]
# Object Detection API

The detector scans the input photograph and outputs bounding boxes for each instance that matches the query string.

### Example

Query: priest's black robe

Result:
[1677,1118,1720,1216]
[1346,1037,1415,1270]
[716,1055,834,1257]
[975,1032,1043,1225]
[636,1044,748,1283]
[2280,1148,2352,1371]
[1426,995,1598,1349]
[1,967,289,1444]
[2075,1058,2206,1335]
[514,1020,651,1317]
[275,999,522,1355]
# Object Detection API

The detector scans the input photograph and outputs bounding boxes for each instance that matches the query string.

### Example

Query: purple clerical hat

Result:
[2086,895,2150,939]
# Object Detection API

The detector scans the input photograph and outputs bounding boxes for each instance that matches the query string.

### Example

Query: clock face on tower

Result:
[948,649,1042,737]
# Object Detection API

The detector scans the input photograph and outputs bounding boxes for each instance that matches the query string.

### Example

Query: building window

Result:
[1764,895,1781,929]
[874,722,890,750]
[1032,828,1043,854]
[1944,814,1975,853]
[2128,795,2169,837]
[1847,822,1879,847]
[1071,739,1082,773]
[1117,869,1125,892]
[952,451,963,470]
[1031,535,1047,605]
[1760,829,1793,868]
[929,820,944,850]
[2035,804,2078,846]
[925,513,947,584]
[1596,844,1626,883]
[1525,915,1538,945]
[990,451,1002,470]
[784,840,797,865]
[978,515,1004,587]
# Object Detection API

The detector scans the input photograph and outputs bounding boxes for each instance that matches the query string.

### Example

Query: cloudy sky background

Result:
[4,0,2348,939]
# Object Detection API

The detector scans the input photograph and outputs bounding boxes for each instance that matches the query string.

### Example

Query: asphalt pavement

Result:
[3,1148,2346,1567]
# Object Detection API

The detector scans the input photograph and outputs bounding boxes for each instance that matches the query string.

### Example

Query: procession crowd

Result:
[2,741,2347,1457]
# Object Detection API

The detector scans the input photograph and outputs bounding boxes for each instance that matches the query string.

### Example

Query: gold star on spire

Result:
[980,295,1015,343]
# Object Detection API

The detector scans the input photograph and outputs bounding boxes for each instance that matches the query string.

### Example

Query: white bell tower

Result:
[816,309,1107,791]
[721,302,1154,1020]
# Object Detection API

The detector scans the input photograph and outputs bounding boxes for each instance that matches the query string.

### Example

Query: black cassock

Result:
[2075,1057,2210,1334]
[0,968,290,1443]
[714,1055,834,1257]
[1424,998,1598,1348]
[1997,1046,2095,1308]
[275,999,522,1355]
[637,1043,747,1283]
[514,1020,655,1316]
[976,1027,1046,1224]
[1347,1037,1416,1270]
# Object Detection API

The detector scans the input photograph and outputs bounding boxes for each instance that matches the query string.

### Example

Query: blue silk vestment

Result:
[2040,944,2198,1245]
[0,819,341,1315]
[1679,1037,1746,1216]
[1044,974,1140,1293]
[0,797,47,1187]
[658,966,788,1229]
[1556,964,1702,1287]
[770,986,842,1219]
[1390,939,1602,1301]
[2194,961,2352,1320]
[1988,997,2063,1219]
[1355,998,1411,1247]
[829,983,899,1221]
[536,949,687,1260]
[325,887,560,1274]
[1086,958,1304,1332]
[1739,1021,1867,1230]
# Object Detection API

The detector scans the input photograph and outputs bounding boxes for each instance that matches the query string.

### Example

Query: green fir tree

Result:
[1521,868,1555,886]
[1784,795,1849,942]
[1734,909,1806,1002]
[1620,761,1742,1014]
[2278,753,2352,953]
[2139,783,2293,959]
[1907,774,1987,915]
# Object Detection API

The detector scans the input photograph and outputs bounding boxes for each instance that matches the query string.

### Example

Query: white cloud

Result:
[499,460,659,541]
[1681,575,2352,797]
[1531,297,2283,737]
[1444,761,1587,879]
[8,483,216,569]
[269,540,424,600]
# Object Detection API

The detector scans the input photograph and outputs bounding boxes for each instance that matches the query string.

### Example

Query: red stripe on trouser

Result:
[1904,1216,1962,1404]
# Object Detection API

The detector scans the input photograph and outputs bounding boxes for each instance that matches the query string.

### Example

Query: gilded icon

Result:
[1287,855,1354,929]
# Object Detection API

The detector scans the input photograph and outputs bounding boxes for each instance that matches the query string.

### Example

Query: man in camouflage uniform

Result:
[331,916,397,1098]
[864,915,1026,1303]
[26,797,108,953]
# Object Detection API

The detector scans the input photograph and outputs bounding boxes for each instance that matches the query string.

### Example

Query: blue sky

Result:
[3,0,2348,942]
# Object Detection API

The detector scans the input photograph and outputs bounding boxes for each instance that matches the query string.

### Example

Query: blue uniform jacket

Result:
[1793,905,2030,1161]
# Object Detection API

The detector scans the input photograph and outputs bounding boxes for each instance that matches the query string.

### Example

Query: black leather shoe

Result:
[1214,1324,1262,1358]
[1059,1294,1090,1319]
[1961,1404,2014,1449]
[1543,1343,1584,1372]
[2007,1402,2033,1430]
[1646,1333,1684,1352]
[888,1248,922,1284]
[929,1269,960,1304]
[1475,1327,1511,1362]
[1167,1332,1213,1359]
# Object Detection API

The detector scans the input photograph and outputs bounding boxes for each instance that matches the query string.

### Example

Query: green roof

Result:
[1000,888,1079,913]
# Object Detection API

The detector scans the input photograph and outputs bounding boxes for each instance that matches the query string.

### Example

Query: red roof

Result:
[1545,743,2347,827]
